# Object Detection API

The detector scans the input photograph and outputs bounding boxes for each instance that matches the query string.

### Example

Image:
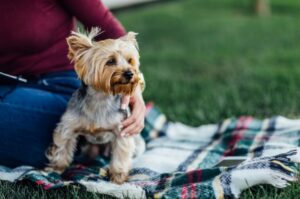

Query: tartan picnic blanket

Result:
[0,104,300,198]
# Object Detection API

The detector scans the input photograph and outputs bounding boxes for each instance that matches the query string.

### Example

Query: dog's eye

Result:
[106,58,116,66]
[127,58,133,64]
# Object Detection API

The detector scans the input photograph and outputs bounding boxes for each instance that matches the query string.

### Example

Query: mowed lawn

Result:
[1,0,300,198]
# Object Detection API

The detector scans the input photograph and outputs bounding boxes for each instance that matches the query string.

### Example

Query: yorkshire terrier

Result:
[46,28,146,184]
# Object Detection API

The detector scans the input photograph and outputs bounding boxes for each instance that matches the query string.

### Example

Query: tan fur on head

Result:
[66,27,141,96]
[66,27,101,61]
[120,32,139,49]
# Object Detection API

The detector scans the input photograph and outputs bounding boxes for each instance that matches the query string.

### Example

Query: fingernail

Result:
[121,103,126,109]
[121,132,126,137]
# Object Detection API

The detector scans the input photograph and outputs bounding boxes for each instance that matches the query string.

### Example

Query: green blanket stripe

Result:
[196,118,239,169]
[141,106,167,141]
[230,117,264,157]
[152,168,222,199]
[197,117,269,169]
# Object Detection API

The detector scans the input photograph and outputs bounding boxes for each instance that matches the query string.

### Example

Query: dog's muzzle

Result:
[123,70,133,80]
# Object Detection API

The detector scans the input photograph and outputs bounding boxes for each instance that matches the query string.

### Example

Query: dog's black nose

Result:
[123,70,133,80]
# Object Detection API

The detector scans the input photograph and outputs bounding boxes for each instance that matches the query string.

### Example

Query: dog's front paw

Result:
[110,172,128,184]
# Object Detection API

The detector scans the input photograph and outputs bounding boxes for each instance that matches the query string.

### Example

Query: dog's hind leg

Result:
[45,124,78,173]
[109,136,135,184]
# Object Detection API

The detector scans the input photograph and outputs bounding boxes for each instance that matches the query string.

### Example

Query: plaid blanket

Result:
[0,104,300,198]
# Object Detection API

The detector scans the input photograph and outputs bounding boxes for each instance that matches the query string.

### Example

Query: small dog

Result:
[46,28,145,184]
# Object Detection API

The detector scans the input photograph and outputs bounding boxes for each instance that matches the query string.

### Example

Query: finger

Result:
[121,95,130,109]
[121,123,138,137]
[121,108,145,136]
[127,119,144,136]
[123,107,145,128]
[122,103,141,127]
[125,123,143,136]
[122,113,137,128]
[125,112,145,135]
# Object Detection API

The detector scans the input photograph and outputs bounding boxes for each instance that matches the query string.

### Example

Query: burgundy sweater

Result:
[0,0,126,75]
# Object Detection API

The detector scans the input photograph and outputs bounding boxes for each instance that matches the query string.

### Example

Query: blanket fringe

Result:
[79,180,146,199]
[214,149,300,198]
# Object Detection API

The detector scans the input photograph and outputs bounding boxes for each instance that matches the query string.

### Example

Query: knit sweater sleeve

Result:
[60,0,126,39]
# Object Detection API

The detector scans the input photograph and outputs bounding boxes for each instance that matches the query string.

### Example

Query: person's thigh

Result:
[0,85,69,168]
[0,72,80,168]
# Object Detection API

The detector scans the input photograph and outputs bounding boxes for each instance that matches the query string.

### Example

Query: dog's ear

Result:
[120,32,139,49]
[67,27,102,61]
[66,33,93,61]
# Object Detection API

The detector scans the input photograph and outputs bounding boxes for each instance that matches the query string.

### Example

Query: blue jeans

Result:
[0,71,80,168]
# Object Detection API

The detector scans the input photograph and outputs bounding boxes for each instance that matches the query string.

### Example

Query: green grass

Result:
[2,0,300,198]
[119,0,300,126]
[0,181,114,199]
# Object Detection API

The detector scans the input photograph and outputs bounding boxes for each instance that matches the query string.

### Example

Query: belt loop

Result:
[41,79,49,86]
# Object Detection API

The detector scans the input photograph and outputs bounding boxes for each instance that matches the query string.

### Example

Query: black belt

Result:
[0,72,43,84]
[0,72,28,83]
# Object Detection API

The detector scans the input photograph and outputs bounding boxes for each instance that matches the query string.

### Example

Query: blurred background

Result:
[104,0,300,126]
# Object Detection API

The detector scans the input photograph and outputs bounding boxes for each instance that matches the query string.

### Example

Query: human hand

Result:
[120,88,146,136]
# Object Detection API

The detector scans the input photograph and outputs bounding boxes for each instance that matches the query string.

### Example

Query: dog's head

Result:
[67,27,141,96]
